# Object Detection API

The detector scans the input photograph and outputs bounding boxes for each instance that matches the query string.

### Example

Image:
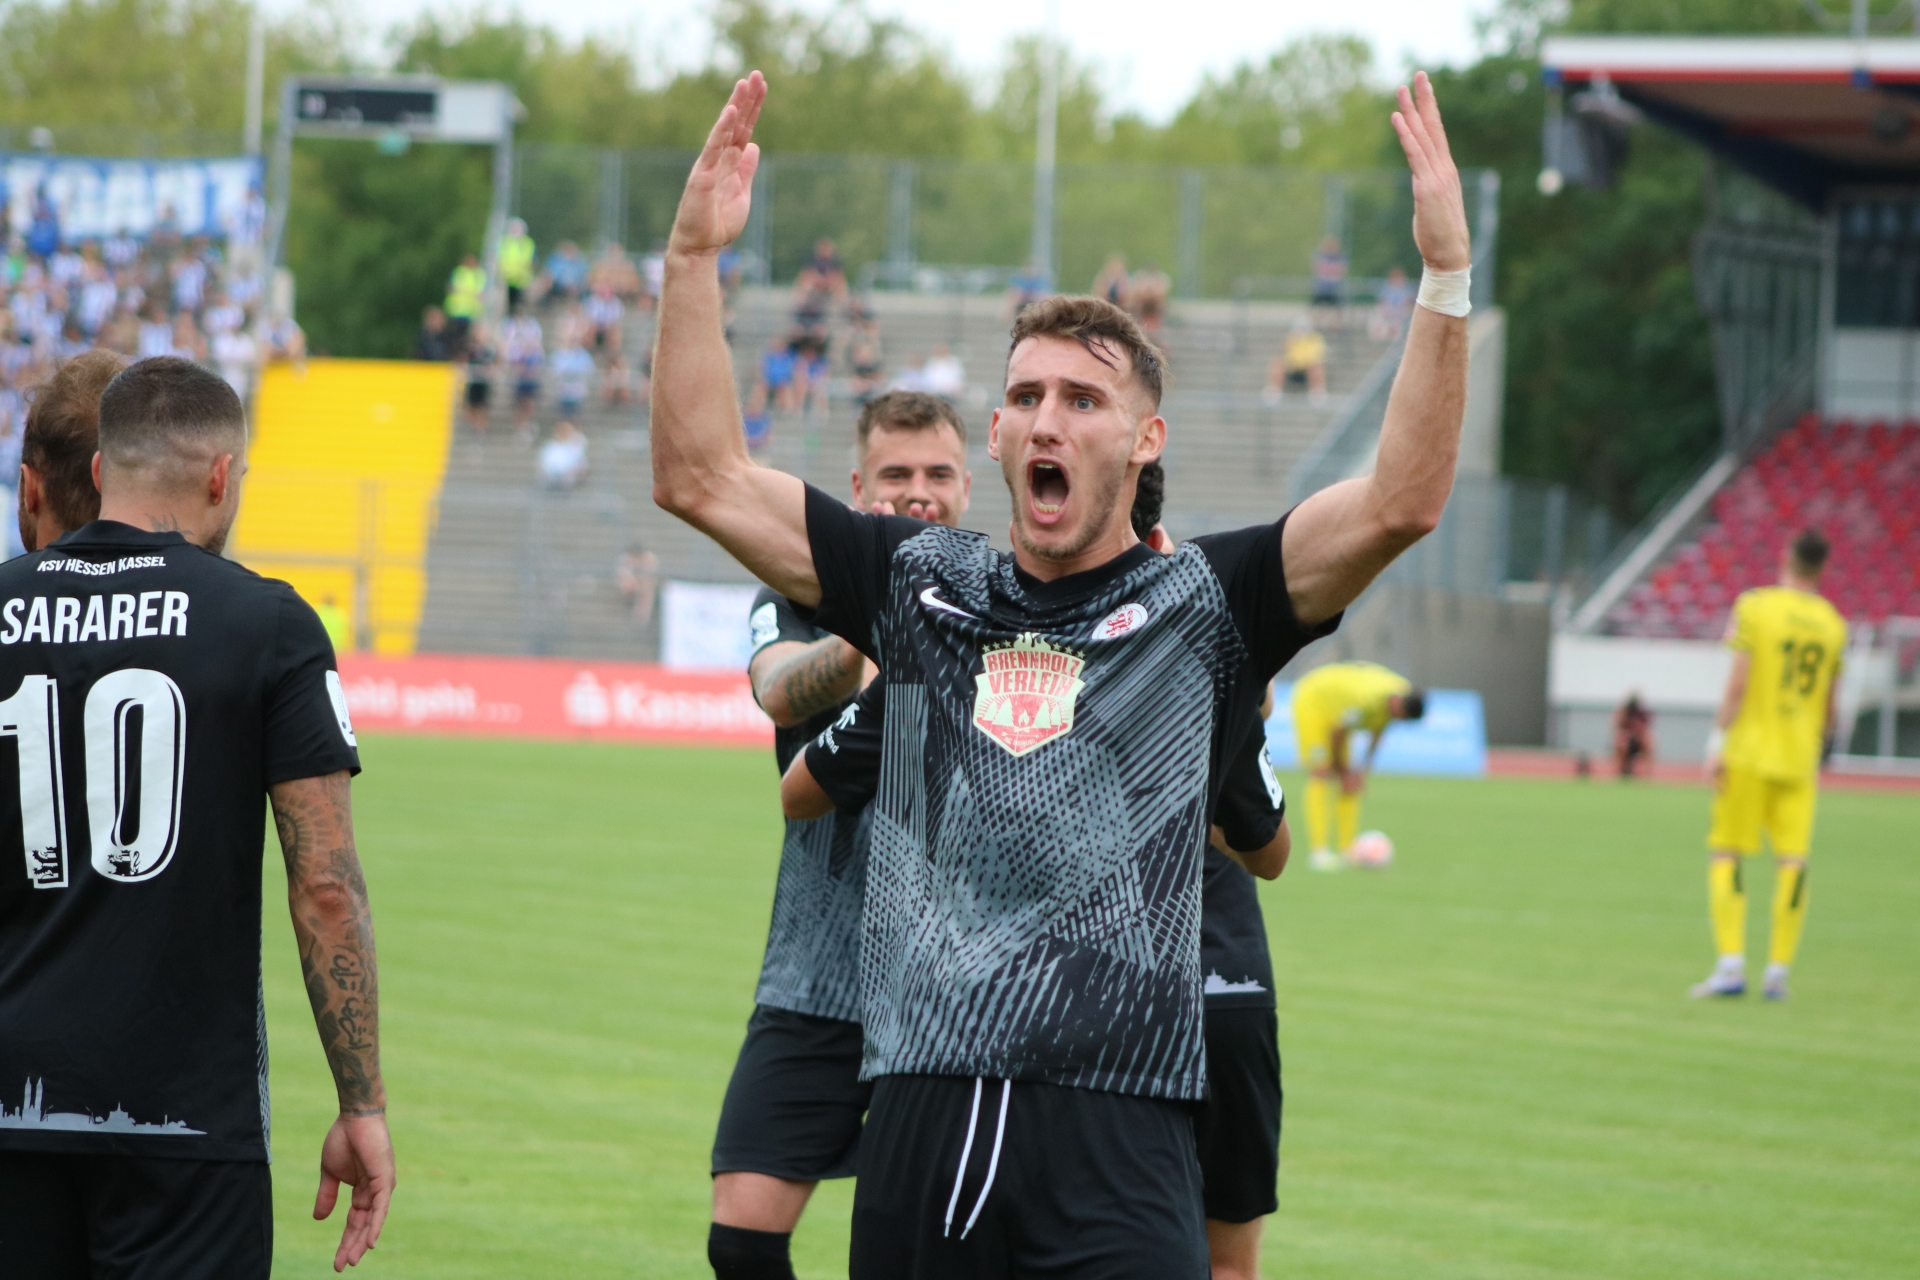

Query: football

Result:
[1349,830,1395,868]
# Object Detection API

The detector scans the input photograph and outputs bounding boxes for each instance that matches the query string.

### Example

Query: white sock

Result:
[1717,954,1745,976]
[1764,961,1789,979]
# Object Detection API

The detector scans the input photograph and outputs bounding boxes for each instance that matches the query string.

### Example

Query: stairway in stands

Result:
[416,289,1393,660]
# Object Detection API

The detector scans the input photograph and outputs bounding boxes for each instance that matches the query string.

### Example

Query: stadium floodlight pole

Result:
[243,5,265,157]
[1029,0,1061,288]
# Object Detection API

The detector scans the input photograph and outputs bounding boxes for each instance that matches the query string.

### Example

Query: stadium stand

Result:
[413,287,1394,659]
[230,360,458,655]
[1601,415,1920,640]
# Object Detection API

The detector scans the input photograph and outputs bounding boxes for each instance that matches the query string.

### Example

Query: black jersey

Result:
[801,486,1333,1100]
[1202,732,1285,1011]
[747,589,868,1022]
[807,682,1286,1014]
[0,523,360,1162]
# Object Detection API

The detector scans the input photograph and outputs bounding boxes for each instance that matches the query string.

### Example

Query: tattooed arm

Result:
[750,636,864,727]
[270,770,395,1273]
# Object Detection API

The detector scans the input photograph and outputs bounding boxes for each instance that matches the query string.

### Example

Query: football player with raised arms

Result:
[711,390,970,1280]
[653,69,1468,1277]
[0,357,394,1276]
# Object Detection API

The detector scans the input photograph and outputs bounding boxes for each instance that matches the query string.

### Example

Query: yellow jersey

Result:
[1293,661,1411,738]
[1723,586,1846,781]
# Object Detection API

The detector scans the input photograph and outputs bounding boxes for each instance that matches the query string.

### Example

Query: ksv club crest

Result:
[973,633,1086,756]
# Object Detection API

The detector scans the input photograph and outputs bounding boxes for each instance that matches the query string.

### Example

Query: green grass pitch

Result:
[261,736,1920,1278]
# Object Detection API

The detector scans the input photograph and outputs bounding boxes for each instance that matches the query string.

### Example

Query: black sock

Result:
[708,1222,796,1280]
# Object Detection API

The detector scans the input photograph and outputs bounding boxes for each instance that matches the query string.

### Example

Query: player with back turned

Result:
[653,70,1469,1277]
[1692,528,1845,1002]
[710,390,971,1280]
[0,357,394,1275]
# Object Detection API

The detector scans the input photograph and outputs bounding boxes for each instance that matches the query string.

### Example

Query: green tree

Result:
[1159,34,1393,169]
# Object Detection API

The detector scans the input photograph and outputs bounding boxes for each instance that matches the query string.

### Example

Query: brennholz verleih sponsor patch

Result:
[972,633,1085,756]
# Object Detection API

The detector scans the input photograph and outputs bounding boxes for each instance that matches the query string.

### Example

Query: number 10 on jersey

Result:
[2,669,186,889]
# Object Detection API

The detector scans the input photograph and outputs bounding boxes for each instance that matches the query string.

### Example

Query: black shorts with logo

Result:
[711,1004,871,1182]
[0,1151,272,1280]
[850,1073,1209,1280]
[1193,1006,1282,1223]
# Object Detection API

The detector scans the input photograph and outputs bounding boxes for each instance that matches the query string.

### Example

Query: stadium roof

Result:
[1539,36,1920,206]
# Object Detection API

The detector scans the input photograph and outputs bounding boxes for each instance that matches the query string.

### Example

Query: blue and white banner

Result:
[3,155,263,244]
[1265,684,1487,777]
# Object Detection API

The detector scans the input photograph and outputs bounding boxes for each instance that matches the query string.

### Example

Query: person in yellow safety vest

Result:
[445,253,488,352]
[498,218,536,312]
[314,593,354,655]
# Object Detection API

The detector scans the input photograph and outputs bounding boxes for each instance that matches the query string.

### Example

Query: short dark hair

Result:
[1008,295,1167,411]
[97,357,246,481]
[1790,527,1830,575]
[857,390,968,455]
[1401,689,1427,721]
[1129,459,1165,540]
[24,349,126,533]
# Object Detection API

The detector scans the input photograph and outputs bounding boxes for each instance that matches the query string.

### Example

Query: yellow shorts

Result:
[1707,768,1818,857]
[1294,710,1333,771]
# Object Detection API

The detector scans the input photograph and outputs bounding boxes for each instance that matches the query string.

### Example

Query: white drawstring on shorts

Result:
[942,1077,1010,1241]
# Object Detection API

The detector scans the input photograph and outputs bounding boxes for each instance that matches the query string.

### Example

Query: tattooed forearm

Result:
[750,636,863,727]
[270,771,386,1115]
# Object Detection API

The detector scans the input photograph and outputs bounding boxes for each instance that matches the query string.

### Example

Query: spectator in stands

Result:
[551,334,595,421]
[1005,259,1051,320]
[502,305,545,438]
[793,237,848,318]
[171,243,209,315]
[847,315,885,402]
[1371,265,1415,340]
[1092,253,1131,308]
[794,332,831,416]
[717,243,746,305]
[1613,692,1655,779]
[498,217,536,312]
[137,300,173,360]
[266,311,307,370]
[1128,263,1170,337]
[538,420,590,490]
[203,287,244,341]
[748,335,801,419]
[891,351,927,394]
[416,306,453,361]
[463,325,496,437]
[585,281,624,359]
[169,310,206,364]
[1311,235,1348,319]
[595,244,644,303]
[1265,319,1328,406]
[445,252,488,351]
[616,543,661,628]
[546,240,588,300]
[211,322,259,403]
[600,347,639,407]
[18,348,123,552]
[26,185,59,261]
[921,344,965,400]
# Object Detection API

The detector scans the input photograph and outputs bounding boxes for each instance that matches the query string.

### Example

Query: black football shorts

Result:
[0,1150,271,1280]
[849,1073,1209,1280]
[1192,1005,1282,1223]
[711,1004,872,1182]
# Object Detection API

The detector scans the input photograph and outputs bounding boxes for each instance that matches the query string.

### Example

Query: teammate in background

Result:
[781,461,1295,1280]
[18,348,124,552]
[0,357,392,1274]
[1291,661,1426,870]
[654,71,1467,1277]
[1692,528,1845,1002]
[711,390,971,1280]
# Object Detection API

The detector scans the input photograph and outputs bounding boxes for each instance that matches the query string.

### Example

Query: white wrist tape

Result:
[1705,728,1726,761]
[1416,266,1472,318]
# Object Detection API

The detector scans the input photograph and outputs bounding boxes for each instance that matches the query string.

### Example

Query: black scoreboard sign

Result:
[294,86,438,130]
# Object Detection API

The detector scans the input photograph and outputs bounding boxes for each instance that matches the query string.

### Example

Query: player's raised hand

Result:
[671,71,768,255]
[1391,72,1471,273]
[315,1111,396,1271]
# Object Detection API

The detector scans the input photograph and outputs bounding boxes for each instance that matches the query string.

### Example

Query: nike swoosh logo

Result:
[919,586,976,620]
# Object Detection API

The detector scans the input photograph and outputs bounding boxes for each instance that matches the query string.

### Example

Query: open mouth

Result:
[1029,460,1070,518]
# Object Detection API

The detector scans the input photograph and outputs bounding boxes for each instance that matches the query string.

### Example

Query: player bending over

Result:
[1290,660,1425,870]
[653,68,1467,1277]
[711,391,970,1280]
[18,348,126,551]
[1692,528,1844,1002]
[0,357,393,1275]
[781,461,1294,1280]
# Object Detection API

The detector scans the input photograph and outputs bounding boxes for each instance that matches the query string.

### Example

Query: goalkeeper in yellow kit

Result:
[1291,661,1425,870]
[1693,529,1846,1002]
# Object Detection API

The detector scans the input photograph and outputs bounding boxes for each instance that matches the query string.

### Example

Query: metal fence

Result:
[514,145,1498,300]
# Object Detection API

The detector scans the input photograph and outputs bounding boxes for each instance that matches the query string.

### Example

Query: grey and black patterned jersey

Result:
[802,486,1333,1100]
[1203,734,1285,1010]
[746,588,868,1022]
